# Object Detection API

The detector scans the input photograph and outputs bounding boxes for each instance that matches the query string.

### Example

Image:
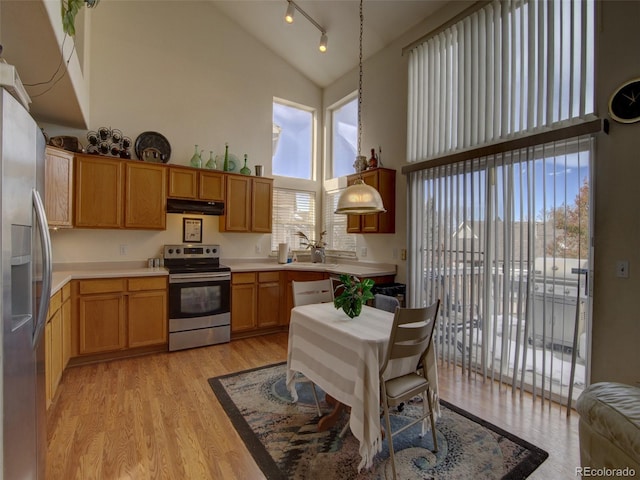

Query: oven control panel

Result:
[164,244,220,259]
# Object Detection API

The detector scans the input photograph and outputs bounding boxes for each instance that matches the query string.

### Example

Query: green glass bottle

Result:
[206,151,216,169]
[240,154,251,175]
[223,143,230,171]
[190,144,202,168]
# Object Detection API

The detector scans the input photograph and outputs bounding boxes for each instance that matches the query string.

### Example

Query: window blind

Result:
[323,190,356,252]
[271,188,316,252]
[407,0,595,163]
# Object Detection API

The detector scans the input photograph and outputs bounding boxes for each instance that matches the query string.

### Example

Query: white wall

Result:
[591,0,640,386]
[49,0,322,263]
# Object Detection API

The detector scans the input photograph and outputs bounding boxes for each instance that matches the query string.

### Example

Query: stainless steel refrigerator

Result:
[1,80,52,479]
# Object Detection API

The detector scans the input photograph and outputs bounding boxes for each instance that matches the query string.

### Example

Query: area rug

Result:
[208,363,548,479]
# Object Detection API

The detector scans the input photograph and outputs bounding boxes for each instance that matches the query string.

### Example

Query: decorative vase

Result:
[240,154,251,175]
[223,143,230,171]
[205,151,216,169]
[190,145,202,168]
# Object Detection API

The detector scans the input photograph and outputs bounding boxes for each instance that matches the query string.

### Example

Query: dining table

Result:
[285,302,440,472]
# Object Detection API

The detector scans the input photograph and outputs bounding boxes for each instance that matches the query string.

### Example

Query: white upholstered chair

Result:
[291,279,335,416]
[379,300,440,480]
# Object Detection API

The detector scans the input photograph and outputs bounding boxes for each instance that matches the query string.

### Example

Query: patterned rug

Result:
[208,363,548,479]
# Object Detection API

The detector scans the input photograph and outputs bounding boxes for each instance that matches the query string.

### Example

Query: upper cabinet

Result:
[44,146,74,228]
[75,154,166,229]
[220,174,273,233]
[168,166,225,201]
[346,168,396,234]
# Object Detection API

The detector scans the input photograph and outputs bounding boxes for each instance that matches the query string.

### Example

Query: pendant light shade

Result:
[335,0,385,216]
[335,179,386,215]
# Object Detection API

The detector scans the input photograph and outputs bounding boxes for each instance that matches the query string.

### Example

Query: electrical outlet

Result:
[392,248,398,260]
[616,260,629,278]
[255,244,261,254]
[360,247,367,258]
[119,244,128,256]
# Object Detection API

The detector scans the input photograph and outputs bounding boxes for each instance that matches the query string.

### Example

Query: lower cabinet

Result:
[75,276,168,357]
[231,271,283,337]
[45,283,71,409]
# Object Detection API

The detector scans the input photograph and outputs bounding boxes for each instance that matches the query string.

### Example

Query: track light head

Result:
[285,1,295,23]
[319,32,328,53]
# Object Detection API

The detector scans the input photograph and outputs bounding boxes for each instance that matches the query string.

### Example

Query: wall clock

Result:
[609,78,640,123]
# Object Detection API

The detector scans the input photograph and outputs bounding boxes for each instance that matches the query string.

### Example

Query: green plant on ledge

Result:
[61,0,100,36]
[333,274,375,319]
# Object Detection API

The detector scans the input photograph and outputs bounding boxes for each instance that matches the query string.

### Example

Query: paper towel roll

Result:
[278,243,288,263]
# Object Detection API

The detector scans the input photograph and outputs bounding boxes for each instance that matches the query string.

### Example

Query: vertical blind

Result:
[405,0,596,406]
[407,0,595,163]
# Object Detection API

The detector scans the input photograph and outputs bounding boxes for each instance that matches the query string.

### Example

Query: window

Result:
[272,101,314,180]
[271,188,316,252]
[405,0,596,406]
[323,190,356,252]
[329,95,358,179]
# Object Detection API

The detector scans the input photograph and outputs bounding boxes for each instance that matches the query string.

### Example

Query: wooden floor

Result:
[46,332,580,479]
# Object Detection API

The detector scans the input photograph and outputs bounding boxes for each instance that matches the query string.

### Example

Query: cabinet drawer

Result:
[61,282,71,301]
[232,272,256,284]
[79,278,126,295]
[258,271,280,283]
[127,276,167,292]
[48,290,62,318]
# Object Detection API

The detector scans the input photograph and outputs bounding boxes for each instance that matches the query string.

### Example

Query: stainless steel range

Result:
[164,244,231,351]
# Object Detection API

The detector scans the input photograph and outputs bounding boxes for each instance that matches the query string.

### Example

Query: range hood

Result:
[166,198,225,216]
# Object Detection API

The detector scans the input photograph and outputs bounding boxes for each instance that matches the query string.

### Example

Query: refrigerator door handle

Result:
[32,189,52,347]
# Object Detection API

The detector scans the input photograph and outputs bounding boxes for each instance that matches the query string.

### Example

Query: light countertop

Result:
[51,259,397,295]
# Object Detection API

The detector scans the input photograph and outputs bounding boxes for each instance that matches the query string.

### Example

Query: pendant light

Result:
[335,0,385,215]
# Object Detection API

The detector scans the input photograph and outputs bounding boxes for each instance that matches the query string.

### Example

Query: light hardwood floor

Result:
[46,332,580,479]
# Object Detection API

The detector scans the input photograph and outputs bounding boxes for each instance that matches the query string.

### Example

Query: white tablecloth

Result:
[286,303,441,471]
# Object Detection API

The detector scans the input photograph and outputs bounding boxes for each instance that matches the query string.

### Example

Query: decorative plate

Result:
[135,131,171,163]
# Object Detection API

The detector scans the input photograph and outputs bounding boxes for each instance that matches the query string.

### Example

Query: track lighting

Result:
[284,0,328,53]
[319,32,328,53]
[285,1,295,24]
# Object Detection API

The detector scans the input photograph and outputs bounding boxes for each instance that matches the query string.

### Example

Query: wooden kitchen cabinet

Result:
[127,277,168,348]
[44,146,74,228]
[231,270,283,337]
[45,289,63,408]
[231,272,257,333]
[75,155,123,228]
[75,153,166,230]
[124,162,167,229]
[220,174,273,233]
[75,276,168,359]
[61,283,72,370]
[346,167,396,233]
[168,166,225,201]
[257,271,281,328]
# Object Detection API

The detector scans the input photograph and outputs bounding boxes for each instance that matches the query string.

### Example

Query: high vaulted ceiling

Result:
[212,0,447,87]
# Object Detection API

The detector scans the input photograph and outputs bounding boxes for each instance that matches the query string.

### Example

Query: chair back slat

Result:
[380,300,440,376]
[292,279,334,307]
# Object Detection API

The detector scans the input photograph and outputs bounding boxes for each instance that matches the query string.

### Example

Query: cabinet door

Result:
[128,290,168,347]
[44,146,74,227]
[199,171,225,201]
[257,272,280,328]
[75,155,123,228]
[125,162,167,229]
[251,178,273,233]
[45,320,52,408]
[78,293,126,354]
[62,295,71,369]
[231,283,257,332]
[360,170,380,233]
[50,308,63,400]
[221,175,251,232]
[168,167,198,199]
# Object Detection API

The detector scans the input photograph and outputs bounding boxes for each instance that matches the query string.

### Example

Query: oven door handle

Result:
[170,272,231,283]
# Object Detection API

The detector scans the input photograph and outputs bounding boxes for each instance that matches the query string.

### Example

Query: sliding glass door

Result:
[413,135,593,406]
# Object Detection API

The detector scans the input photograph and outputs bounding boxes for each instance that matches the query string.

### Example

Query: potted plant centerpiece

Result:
[333,274,375,319]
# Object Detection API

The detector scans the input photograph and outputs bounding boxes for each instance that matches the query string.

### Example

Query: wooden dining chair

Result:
[291,279,335,416]
[379,300,440,480]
